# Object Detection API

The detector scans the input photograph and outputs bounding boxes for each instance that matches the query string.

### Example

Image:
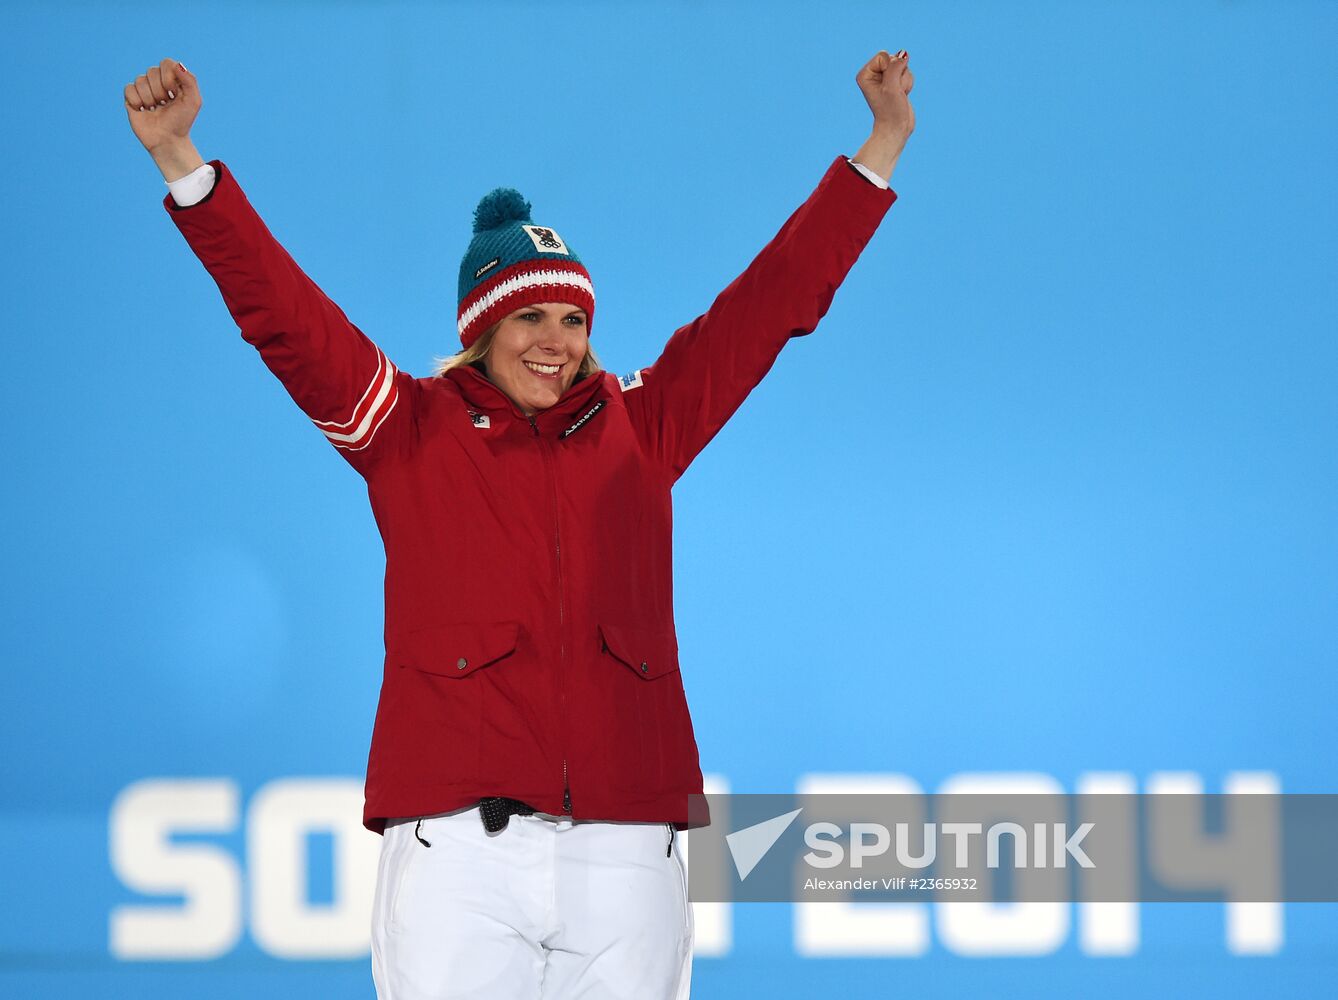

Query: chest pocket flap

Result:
[598,623,680,680]
[395,621,521,678]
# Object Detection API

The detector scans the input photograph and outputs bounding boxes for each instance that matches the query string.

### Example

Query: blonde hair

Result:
[432,322,602,380]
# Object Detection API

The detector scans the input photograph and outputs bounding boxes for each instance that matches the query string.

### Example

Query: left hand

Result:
[856,49,915,141]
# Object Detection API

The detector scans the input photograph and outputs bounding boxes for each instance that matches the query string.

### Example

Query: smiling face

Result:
[482,302,590,415]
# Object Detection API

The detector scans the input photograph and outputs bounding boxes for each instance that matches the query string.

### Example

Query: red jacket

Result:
[165,156,895,833]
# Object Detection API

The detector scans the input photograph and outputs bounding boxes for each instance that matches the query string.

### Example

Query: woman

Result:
[125,48,914,1000]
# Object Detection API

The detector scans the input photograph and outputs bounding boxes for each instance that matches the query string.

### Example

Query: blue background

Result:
[4,0,1336,995]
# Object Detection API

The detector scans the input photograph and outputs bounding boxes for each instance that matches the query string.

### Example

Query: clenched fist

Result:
[856,49,915,140]
[125,58,205,182]
[850,49,916,183]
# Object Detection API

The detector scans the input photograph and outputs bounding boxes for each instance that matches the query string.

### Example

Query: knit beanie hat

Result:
[456,188,595,350]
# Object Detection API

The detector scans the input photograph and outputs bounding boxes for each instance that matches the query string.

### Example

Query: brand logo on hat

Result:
[474,257,501,279]
[522,225,570,255]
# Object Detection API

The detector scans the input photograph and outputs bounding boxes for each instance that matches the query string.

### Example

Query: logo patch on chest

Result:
[468,410,491,429]
[522,225,570,255]
[560,399,606,439]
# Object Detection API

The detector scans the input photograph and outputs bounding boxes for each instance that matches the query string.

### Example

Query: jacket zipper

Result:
[531,414,574,815]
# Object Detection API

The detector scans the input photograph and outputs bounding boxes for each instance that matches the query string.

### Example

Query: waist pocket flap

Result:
[395,621,521,678]
[598,623,680,680]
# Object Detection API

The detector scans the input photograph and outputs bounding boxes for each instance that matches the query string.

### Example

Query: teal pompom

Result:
[473,188,532,233]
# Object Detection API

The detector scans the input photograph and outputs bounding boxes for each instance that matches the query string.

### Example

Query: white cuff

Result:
[846,158,889,190]
[165,162,217,207]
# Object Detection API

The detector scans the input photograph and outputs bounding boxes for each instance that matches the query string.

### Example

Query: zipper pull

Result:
[528,414,539,436]
[563,785,572,813]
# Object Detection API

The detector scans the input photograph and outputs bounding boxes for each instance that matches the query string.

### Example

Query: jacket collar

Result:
[444,364,608,433]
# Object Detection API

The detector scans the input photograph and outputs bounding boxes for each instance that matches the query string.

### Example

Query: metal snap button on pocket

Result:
[457,657,468,670]
[640,661,649,674]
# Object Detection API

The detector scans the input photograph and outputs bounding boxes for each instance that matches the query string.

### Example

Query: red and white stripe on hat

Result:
[457,260,595,349]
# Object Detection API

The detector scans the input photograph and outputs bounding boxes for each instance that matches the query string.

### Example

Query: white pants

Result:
[371,806,694,999]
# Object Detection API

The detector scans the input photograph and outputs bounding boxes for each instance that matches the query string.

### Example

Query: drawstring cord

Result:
[414,818,432,848]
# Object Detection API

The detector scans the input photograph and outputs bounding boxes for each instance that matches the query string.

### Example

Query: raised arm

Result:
[125,59,413,477]
[621,50,915,479]
[851,49,916,185]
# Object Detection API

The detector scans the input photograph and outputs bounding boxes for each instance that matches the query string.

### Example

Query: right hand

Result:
[856,50,915,142]
[124,58,201,152]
